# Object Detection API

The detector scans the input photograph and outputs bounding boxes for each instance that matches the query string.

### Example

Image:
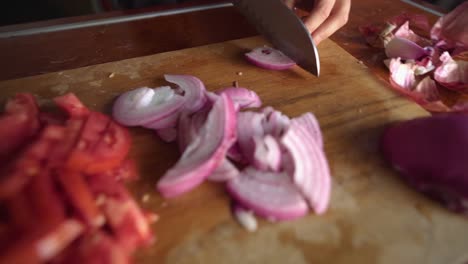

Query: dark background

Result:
[0,0,465,27]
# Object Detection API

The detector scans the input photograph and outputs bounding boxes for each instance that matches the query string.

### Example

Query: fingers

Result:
[283,0,296,9]
[303,0,336,35]
[309,0,351,45]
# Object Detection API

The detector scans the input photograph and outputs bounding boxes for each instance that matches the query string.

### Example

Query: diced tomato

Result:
[0,125,64,200]
[47,118,85,168]
[0,219,83,264]
[0,94,40,158]
[56,170,104,228]
[84,121,132,174]
[53,93,90,118]
[39,112,67,126]
[51,232,129,264]
[110,159,139,182]
[5,194,36,234]
[86,174,153,253]
[67,117,131,174]
[27,171,65,227]
[65,112,110,171]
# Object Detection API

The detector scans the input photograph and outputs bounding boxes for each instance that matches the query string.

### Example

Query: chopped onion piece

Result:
[233,205,257,232]
[164,74,207,113]
[226,167,309,220]
[281,113,331,214]
[385,37,427,60]
[434,52,468,91]
[216,87,262,109]
[112,86,185,126]
[207,159,239,182]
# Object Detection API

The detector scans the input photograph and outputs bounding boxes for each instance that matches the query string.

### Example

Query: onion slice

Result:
[156,94,237,198]
[156,127,177,143]
[164,74,207,113]
[226,167,309,221]
[253,135,282,172]
[216,87,262,109]
[281,113,331,214]
[385,37,427,60]
[207,159,239,182]
[112,86,185,126]
[245,46,296,71]
[434,52,468,91]
[237,111,266,164]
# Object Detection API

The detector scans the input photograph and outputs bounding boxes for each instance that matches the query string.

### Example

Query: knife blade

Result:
[232,0,320,76]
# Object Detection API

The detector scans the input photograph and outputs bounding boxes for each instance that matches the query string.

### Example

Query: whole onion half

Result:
[381,114,468,213]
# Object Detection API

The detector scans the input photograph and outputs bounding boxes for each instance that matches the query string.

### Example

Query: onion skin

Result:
[385,37,427,60]
[381,114,468,213]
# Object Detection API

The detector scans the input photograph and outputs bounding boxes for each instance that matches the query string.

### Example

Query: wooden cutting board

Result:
[1,36,467,264]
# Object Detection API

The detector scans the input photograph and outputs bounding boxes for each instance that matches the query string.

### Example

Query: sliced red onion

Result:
[237,111,266,163]
[156,94,237,198]
[112,86,185,126]
[431,2,468,49]
[142,111,179,130]
[299,113,324,149]
[226,143,247,164]
[262,107,290,138]
[207,159,239,182]
[226,167,309,221]
[245,46,296,71]
[156,127,177,143]
[434,52,468,91]
[281,113,331,215]
[393,21,432,47]
[216,87,262,109]
[177,112,192,152]
[253,135,281,172]
[385,37,427,60]
[164,74,207,113]
[389,58,417,90]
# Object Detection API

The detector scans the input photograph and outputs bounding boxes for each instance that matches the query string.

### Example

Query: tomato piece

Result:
[51,231,129,264]
[56,170,104,228]
[110,159,139,182]
[5,194,36,234]
[86,174,153,253]
[0,125,64,200]
[0,94,40,159]
[53,93,90,118]
[48,118,85,168]
[27,171,65,227]
[66,112,110,171]
[84,121,132,174]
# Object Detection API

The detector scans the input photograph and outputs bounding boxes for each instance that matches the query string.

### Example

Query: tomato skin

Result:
[53,93,90,118]
[0,93,40,159]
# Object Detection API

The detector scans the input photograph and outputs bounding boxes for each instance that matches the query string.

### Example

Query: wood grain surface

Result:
[1,36,467,264]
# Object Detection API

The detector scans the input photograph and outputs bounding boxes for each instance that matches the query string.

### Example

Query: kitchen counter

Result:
[0,0,444,81]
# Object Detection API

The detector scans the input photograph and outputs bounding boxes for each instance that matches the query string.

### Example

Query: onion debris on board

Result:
[112,74,332,230]
[359,7,468,114]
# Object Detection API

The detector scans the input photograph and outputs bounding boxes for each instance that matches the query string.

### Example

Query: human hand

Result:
[283,0,351,45]
[432,1,468,48]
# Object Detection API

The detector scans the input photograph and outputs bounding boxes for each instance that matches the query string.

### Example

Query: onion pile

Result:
[112,74,331,226]
[359,5,468,114]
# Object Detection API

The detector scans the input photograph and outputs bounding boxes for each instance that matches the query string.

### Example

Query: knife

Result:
[232,0,320,76]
